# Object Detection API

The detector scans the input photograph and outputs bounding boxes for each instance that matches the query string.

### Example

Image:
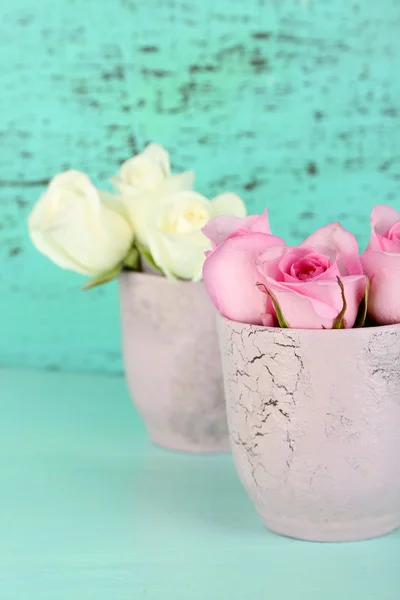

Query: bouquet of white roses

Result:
[28,143,246,289]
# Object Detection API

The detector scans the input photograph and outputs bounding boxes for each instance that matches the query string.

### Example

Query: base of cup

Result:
[260,513,400,543]
[149,430,230,455]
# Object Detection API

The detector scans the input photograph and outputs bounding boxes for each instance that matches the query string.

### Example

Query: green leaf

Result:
[82,262,122,291]
[82,243,144,291]
[123,246,140,271]
[136,242,163,274]
[257,283,291,328]
[354,276,370,328]
[332,276,347,329]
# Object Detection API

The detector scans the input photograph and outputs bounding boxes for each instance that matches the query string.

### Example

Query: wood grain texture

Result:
[1,368,399,599]
[1,0,400,372]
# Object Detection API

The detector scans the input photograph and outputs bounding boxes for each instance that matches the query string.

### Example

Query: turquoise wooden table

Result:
[1,368,399,599]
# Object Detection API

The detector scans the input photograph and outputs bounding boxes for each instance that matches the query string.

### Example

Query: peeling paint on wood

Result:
[0,0,400,373]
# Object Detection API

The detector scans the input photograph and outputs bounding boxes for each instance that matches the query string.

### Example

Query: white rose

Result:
[111,143,194,245]
[146,190,247,281]
[28,170,134,276]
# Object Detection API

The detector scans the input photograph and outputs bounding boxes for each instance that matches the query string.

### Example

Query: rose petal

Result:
[262,284,337,329]
[110,176,144,199]
[261,313,275,327]
[256,245,287,281]
[143,143,171,176]
[247,209,271,235]
[210,193,247,220]
[263,275,366,329]
[361,250,400,325]
[386,221,400,241]
[302,222,357,257]
[366,205,400,252]
[203,215,259,248]
[99,190,130,220]
[203,233,285,324]
[46,171,100,211]
[28,179,134,275]
[379,236,400,253]
[361,249,399,277]
[277,246,335,282]
[371,204,400,236]
[302,222,362,276]
[29,228,91,274]
[147,228,209,281]
[202,208,270,249]
[160,171,195,195]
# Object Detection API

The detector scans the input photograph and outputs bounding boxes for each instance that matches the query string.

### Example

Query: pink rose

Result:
[202,210,286,325]
[256,223,367,329]
[202,209,272,249]
[361,205,400,325]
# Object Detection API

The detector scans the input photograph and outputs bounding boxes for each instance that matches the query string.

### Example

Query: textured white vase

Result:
[119,272,229,453]
[218,315,400,542]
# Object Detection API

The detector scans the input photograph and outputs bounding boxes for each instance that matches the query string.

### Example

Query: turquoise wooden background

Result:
[1,0,399,373]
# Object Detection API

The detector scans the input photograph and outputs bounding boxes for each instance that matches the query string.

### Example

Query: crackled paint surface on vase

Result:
[119,272,229,453]
[218,316,400,542]
[1,0,400,372]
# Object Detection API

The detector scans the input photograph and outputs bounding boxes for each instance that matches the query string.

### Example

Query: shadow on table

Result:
[132,447,266,536]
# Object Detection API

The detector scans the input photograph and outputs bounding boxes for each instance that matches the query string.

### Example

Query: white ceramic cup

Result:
[119,272,229,453]
[218,315,400,542]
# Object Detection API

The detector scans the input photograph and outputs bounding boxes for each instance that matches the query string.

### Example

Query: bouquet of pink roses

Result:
[202,205,400,329]
[206,205,400,543]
